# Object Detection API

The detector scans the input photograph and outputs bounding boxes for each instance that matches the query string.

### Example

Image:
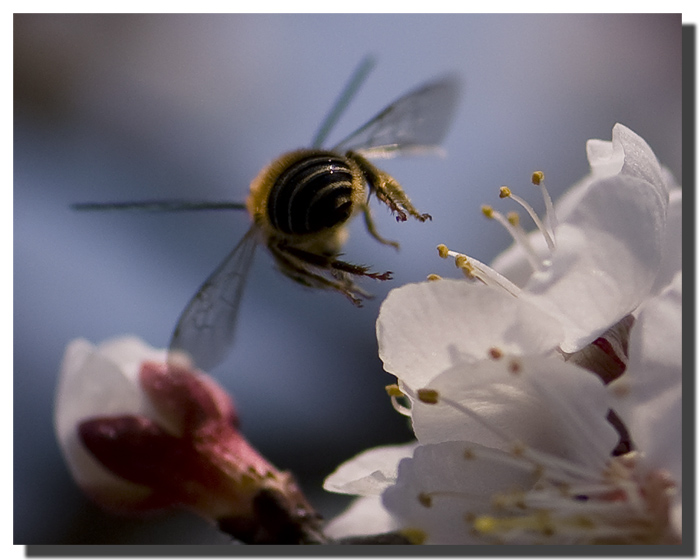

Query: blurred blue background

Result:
[14,14,682,544]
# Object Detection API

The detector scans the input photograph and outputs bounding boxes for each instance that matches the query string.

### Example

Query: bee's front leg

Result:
[348,151,432,223]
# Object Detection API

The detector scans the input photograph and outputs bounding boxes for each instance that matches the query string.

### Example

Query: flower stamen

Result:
[435,244,522,297]
[531,171,558,233]
[385,383,412,416]
[482,205,543,272]
[403,383,675,544]
[499,186,556,251]
[417,388,440,404]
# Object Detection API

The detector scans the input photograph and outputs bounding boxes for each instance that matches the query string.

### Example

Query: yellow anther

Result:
[473,513,554,536]
[454,255,476,278]
[385,384,405,398]
[531,171,544,185]
[506,211,520,226]
[401,527,427,544]
[463,448,476,460]
[436,244,449,258]
[427,273,442,282]
[488,347,503,360]
[472,515,499,534]
[418,492,432,507]
[481,204,494,218]
[454,254,469,269]
[417,388,439,404]
[499,186,512,198]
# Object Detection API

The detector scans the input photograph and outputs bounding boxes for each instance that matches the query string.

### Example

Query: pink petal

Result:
[139,361,238,436]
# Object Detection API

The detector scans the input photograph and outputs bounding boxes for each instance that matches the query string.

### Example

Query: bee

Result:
[74,57,459,370]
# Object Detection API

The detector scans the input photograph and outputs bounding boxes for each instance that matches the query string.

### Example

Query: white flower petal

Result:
[323,443,416,496]
[586,135,623,177]
[610,272,681,484]
[54,337,163,445]
[651,187,682,295]
[323,496,400,539]
[54,337,166,504]
[614,123,668,195]
[412,355,618,471]
[95,335,167,383]
[377,280,564,388]
[488,235,548,288]
[382,441,536,544]
[492,125,669,353]
[523,169,667,353]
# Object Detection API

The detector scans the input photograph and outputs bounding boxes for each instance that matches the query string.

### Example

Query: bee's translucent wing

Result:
[311,55,376,149]
[332,77,460,158]
[72,200,247,212]
[169,225,259,371]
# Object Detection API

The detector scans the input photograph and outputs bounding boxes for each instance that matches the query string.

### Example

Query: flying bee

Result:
[74,57,460,370]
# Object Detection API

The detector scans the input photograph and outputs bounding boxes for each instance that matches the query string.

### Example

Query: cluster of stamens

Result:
[433,172,557,289]
[383,361,677,544]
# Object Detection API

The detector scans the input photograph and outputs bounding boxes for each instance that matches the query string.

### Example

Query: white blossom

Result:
[324,124,682,545]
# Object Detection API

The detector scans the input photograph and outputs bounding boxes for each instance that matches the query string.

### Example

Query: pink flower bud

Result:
[55,337,322,543]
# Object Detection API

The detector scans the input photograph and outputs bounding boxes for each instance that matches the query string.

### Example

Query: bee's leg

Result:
[281,244,392,281]
[268,242,370,306]
[328,257,393,281]
[348,151,432,223]
[360,202,400,250]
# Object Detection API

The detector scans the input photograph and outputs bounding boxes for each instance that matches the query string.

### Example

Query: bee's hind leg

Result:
[268,242,377,306]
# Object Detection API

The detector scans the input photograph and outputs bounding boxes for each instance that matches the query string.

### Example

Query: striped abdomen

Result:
[267,152,355,235]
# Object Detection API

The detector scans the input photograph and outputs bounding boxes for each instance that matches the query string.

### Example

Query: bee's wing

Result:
[72,200,247,212]
[169,225,259,371]
[332,76,460,159]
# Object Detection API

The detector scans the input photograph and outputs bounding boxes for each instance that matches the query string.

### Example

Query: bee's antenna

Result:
[311,55,376,149]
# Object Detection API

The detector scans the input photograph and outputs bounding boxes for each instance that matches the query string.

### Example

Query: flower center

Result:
[391,381,678,544]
